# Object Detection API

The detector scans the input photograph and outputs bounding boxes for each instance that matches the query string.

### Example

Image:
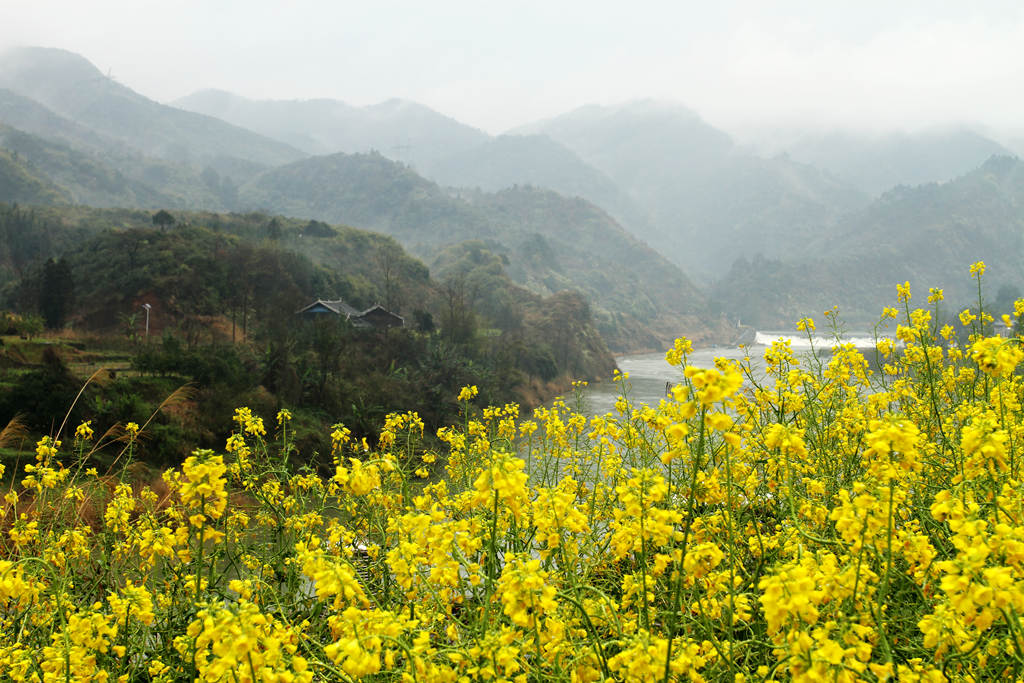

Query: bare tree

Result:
[375,246,403,312]
[441,272,479,345]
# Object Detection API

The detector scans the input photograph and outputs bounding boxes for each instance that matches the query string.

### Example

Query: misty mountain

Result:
[238,151,718,349]
[174,89,663,236]
[776,128,1014,196]
[0,86,257,209]
[425,133,656,234]
[515,100,734,185]
[0,48,305,171]
[714,155,1024,326]
[173,89,487,171]
[0,87,139,160]
[518,100,869,279]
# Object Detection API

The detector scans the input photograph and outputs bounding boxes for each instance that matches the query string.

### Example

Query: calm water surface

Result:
[579,328,891,418]
[583,345,763,417]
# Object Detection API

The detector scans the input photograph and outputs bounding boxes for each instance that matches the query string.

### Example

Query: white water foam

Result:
[753,331,893,350]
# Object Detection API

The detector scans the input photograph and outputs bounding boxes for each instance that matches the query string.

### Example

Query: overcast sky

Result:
[2,0,1023,136]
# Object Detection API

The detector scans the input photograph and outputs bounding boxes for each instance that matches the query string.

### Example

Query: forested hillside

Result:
[0,87,249,207]
[0,204,616,374]
[0,203,618,458]
[0,123,225,209]
[239,151,720,349]
[0,147,70,206]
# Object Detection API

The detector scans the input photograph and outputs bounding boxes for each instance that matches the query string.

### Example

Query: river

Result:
[583,344,759,417]
[582,329,890,417]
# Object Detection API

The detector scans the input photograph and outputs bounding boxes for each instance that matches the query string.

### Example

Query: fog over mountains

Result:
[2,45,1023,343]
[753,127,1015,197]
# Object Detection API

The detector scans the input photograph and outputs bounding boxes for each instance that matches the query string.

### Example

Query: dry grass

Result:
[0,415,28,450]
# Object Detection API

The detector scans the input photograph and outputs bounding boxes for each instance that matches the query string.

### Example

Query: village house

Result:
[297,299,404,329]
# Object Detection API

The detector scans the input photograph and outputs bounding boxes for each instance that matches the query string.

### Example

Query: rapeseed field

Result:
[3,264,1024,681]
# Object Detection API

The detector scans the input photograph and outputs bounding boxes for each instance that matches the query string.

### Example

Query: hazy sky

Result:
[2,0,1023,135]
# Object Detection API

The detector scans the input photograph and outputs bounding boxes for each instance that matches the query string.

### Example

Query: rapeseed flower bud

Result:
[897,281,911,302]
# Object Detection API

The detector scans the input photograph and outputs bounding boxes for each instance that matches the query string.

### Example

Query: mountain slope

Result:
[0,147,70,206]
[0,123,225,209]
[0,48,305,169]
[0,87,136,159]
[515,100,735,185]
[0,87,259,208]
[238,151,718,349]
[425,133,655,233]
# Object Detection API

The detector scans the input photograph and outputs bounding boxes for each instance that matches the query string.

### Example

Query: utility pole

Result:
[142,303,152,342]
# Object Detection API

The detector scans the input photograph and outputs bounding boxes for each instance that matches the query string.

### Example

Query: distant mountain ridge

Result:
[175,89,662,237]
[174,89,1019,294]
[173,89,488,170]
[0,48,719,350]
[425,133,658,236]
[774,128,1014,196]
[0,47,306,169]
